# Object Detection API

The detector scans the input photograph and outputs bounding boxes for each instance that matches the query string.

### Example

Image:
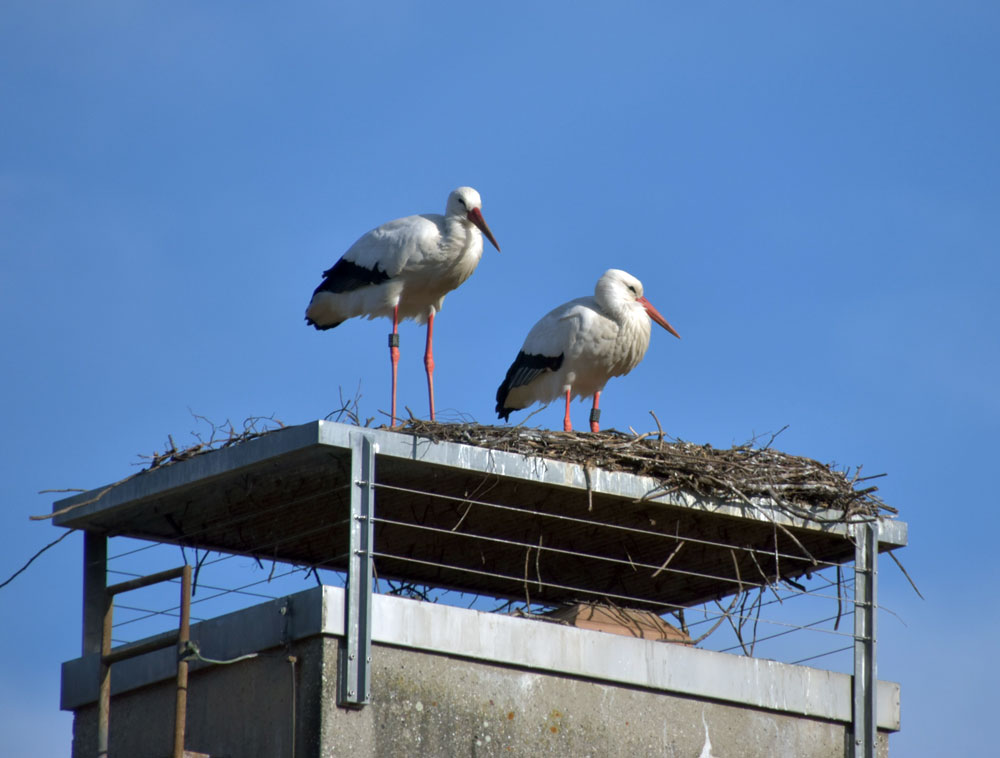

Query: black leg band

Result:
[388,333,400,348]
[589,408,601,423]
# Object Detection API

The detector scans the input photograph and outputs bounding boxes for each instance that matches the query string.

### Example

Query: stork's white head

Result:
[596,269,681,338]
[447,186,500,251]
[447,186,482,215]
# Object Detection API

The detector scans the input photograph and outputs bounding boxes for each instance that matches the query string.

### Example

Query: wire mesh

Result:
[93,456,877,678]
[363,477,865,674]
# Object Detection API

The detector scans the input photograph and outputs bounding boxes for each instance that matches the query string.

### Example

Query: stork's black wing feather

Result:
[312,257,391,296]
[495,351,563,420]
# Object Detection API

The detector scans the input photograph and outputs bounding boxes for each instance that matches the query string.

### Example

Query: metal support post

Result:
[82,531,107,655]
[97,578,113,758]
[852,521,878,758]
[173,565,192,758]
[339,433,375,707]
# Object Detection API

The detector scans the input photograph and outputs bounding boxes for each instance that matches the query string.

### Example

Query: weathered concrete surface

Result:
[71,637,323,758]
[70,635,890,757]
[320,640,890,758]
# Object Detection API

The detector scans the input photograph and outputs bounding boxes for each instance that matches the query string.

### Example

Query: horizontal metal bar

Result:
[790,645,854,666]
[109,566,311,630]
[371,482,841,568]
[107,571,279,603]
[106,566,186,596]
[102,485,353,565]
[374,516,749,590]
[682,576,856,632]
[112,604,205,624]
[371,551,856,637]
[715,612,856,653]
[373,516,859,601]
[102,630,180,666]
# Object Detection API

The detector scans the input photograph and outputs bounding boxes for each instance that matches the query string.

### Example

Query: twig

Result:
[535,533,544,591]
[32,483,123,521]
[834,565,843,631]
[450,501,474,532]
[523,544,532,609]
[651,539,685,578]
[513,404,549,429]
[748,587,764,654]
[191,548,211,597]
[746,545,782,605]
[690,590,742,645]
[649,410,664,451]
[887,549,924,600]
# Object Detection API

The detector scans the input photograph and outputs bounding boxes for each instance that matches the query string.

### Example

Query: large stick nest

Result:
[38,415,895,525]
[395,419,894,522]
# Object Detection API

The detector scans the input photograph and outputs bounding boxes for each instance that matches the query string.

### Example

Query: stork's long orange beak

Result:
[638,296,680,339]
[468,207,500,252]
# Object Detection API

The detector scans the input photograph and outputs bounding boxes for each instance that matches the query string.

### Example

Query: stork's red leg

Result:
[389,305,400,427]
[424,310,436,421]
[590,391,601,433]
[563,388,573,432]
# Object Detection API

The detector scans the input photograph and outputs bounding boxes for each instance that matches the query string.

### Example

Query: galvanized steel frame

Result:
[852,521,878,758]
[338,433,375,708]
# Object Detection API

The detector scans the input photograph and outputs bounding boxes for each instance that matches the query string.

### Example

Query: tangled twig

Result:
[396,420,892,522]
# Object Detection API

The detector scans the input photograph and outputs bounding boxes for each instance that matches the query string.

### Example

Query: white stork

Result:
[495,269,680,433]
[306,187,500,426]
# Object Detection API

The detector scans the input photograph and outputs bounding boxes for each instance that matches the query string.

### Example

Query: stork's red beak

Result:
[468,207,500,252]
[638,296,681,339]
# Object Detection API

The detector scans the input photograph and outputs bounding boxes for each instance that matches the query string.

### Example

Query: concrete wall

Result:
[71,637,323,758]
[63,587,895,757]
[69,637,889,758]
[321,641,889,758]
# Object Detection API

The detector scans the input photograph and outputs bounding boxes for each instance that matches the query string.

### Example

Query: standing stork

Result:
[306,187,500,426]
[495,269,680,433]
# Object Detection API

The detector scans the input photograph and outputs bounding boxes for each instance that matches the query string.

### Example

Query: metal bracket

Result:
[338,433,375,707]
[851,521,878,758]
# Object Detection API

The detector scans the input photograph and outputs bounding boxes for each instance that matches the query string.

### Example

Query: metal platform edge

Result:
[52,419,907,547]
[52,422,329,528]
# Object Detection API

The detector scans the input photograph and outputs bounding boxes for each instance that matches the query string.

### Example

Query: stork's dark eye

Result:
[627,284,637,294]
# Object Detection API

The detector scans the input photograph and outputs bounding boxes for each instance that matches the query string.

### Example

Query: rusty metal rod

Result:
[106,565,186,596]
[101,630,180,666]
[95,564,191,758]
[173,564,192,758]
[97,589,113,758]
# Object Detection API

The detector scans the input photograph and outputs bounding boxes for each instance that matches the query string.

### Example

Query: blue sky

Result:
[2,2,998,754]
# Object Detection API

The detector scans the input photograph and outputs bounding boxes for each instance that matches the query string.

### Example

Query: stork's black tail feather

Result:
[495,351,563,420]
[305,257,392,330]
[305,316,342,331]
